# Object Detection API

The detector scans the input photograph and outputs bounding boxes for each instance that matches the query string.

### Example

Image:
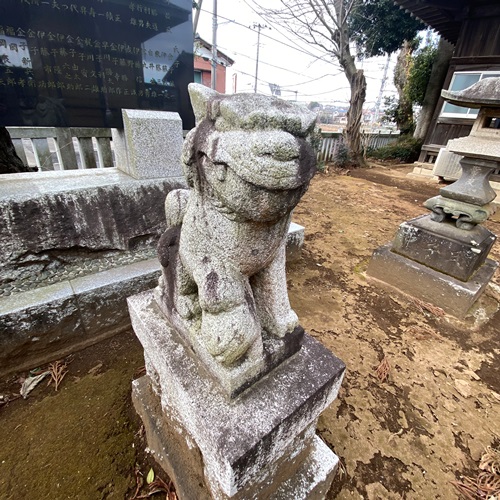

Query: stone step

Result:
[0,224,306,378]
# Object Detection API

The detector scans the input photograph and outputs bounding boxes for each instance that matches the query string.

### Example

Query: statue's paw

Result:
[176,293,201,320]
[266,309,299,338]
[202,305,260,366]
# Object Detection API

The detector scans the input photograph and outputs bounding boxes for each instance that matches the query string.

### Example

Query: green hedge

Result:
[368,135,423,163]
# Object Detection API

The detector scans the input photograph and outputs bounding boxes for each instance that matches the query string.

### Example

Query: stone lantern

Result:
[367,78,499,319]
[425,78,500,230]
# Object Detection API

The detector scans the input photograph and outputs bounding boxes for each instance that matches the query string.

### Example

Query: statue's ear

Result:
[181,128,197,188]
[188,83,220,122]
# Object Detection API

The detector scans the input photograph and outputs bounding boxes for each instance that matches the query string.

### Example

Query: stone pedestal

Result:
[367,214,498,319]
[392,215,496,281]
[286,222,305,263]
[367,243,498,319]
[128,290,345,499]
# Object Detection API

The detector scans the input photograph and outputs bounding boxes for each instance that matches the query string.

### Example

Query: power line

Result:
[280,73,344,88]
[198,7,340,68]
[235,66,351,99]
[298,87,351,97]
[242,0,330,64]
[216,43,331,80]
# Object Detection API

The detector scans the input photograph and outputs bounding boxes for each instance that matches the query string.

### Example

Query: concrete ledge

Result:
[0,168,185,287]
[0,222,304,378]
[0,258,161,377]
[407,163,440,183]
[367,243,498,318]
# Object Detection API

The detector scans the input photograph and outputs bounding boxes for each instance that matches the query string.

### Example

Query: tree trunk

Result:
[414,38,454,141]
[345,69,367,166]
[330,0,367,166]
[394,41,414,134]
[0,127,32,174]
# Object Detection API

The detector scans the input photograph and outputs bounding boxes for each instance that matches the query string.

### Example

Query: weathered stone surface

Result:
[392,215,497,281]
[156,83,318,370]
[441,77,500,109]
[128,289,344,499]
[424,195,493,229]
[73,259,161,336]
[121,109,184,180]
[367,243,498,318]
[132,376,338,500]
[438,158,498,205]
[0,258,161,377]
[0,281,84,374]
[0,168,184,285]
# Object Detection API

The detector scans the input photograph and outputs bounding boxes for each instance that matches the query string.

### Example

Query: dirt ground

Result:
[1,162,499,499]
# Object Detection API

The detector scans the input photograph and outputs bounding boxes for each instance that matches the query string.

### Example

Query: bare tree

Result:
[253,0,367,166]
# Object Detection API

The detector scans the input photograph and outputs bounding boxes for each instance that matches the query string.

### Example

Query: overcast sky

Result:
[194,0,400,107]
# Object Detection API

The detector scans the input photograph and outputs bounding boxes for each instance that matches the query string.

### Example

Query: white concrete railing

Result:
[317,130,400,163]
[7,127,114,171]
[6,127,400,171]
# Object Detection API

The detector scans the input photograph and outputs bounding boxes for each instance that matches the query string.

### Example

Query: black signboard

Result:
[0,0,194,129]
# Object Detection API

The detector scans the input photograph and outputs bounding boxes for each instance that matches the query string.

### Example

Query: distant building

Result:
[194,35,235,94]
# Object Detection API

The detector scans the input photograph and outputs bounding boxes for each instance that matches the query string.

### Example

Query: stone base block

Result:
[392,215,496,281]
[286,222,305,263]
[132,376,339,500]
[128,290,345,499]
[367,244,498,318]
[121,109,183,179]
[407,163,440,182]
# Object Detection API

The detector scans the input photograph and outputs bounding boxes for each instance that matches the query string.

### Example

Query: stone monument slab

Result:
[0,0,195,129]
[120,109,184,179]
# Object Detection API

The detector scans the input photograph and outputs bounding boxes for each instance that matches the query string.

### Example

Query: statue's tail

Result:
[157,189,190,270]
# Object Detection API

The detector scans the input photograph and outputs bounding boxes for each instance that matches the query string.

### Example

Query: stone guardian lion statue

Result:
[156,83,318,367]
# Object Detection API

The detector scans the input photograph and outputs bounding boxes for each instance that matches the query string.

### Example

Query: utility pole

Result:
[211,0,217,90]
[373,54,391,124]
[193,0,203,35]
[253,23,267,94]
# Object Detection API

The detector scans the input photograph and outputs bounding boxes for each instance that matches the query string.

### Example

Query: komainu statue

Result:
[156,83,318,367]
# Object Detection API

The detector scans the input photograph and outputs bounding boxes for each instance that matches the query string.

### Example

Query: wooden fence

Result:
[5,127,400,172]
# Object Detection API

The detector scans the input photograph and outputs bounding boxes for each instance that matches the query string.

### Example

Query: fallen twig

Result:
[452,446,500,499]
[410,297,445,317]
[375,355,390,382]
[129,466,143,500]
[48,360,68,391]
